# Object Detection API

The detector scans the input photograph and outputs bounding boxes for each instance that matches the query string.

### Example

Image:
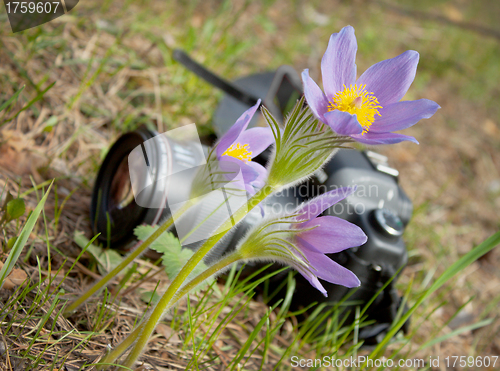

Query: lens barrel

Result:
[91,127,163,245]
[90,126,208,246]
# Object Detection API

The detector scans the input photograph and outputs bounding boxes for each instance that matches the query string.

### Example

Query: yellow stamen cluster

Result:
[222,143,252,162]
[328,84,382,133]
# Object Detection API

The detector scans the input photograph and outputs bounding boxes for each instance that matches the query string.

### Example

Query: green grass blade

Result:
[419,318,493,350]
[229,307,271,370]
[8,82,56,122]
[0,85,25,113]
[0,181,53,289]
[367,230,500,362]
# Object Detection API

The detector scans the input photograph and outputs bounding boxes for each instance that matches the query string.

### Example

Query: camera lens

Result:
[91,126,210,247]
[109,157,135,211]
[372,208,404,237]
[91,127,167,246]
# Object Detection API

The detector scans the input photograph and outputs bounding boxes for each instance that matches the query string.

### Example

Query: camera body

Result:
[216,148,412,342]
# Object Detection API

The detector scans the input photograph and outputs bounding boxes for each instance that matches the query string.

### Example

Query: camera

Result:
[235,148,413,344]
[90,51,412,343]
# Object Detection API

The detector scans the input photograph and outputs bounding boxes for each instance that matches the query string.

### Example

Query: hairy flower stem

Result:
[97,251,243,369]
[64,201,195,315]
[117,184,276,368]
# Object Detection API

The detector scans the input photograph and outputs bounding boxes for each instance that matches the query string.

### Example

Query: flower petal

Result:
[298,216,367,253]
[216,100,261,157]
[218,156,258,185]
[324,110,364,135]
[370,99,440,132]
[237,127,275,158]
[295,266,328,296]
[357,50,419,106]
[245,183,256,196]
[247,161,268,189]
[295,187,356,222]
[350,131,419,145]
[321,25,357,97]
[302,69,329,122]
[297,237,360,288]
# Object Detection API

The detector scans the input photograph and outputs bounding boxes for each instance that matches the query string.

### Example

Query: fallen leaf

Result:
[156,323,173,339]
[1,265,28,290]
[482,119,499,137]
[156,323,180,343]
[443,4,464,22]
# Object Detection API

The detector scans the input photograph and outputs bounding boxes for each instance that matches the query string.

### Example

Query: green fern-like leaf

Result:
[134,225,213,293]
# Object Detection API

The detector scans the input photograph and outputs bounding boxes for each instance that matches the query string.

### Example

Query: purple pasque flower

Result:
[289,186,367,295]
[216,100,274,194]
[302,25,440,145]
